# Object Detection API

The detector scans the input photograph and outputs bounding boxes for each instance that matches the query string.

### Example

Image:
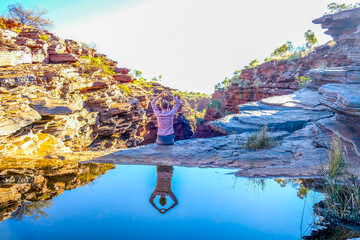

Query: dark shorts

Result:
[156,134,175,145]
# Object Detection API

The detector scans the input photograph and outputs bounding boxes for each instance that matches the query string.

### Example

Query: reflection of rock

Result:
[0,159,115,222]
[302,221,360,240]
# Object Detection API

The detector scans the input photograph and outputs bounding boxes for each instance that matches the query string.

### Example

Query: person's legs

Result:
[156,134,175,145]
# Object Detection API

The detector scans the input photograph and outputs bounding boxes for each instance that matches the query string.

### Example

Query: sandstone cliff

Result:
[0,18,209,157]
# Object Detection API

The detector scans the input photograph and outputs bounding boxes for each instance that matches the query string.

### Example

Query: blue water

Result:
[0,165,320,240]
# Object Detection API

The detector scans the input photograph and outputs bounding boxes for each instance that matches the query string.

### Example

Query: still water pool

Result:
[0,165,320,240]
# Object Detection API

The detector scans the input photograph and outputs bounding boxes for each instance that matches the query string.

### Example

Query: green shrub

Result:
[245,125,277,150]
[40,34,49,41]
[78,55,115,76]
[327,136,344,178]
[296,76,312,88]
[0,22,7,29]
[244,59,260,69]
[119,84,130,95]
[207,99,222,112]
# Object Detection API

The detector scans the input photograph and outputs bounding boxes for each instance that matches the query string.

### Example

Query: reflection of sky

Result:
[0,165,320,240]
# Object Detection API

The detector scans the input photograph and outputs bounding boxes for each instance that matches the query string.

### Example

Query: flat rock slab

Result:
[319,83,360,119]
[209,106,333,135]
[260,88,326,110]
[29,97,80,116]
[0,74,36,87]
[308,67,360,89]
[92,124,328,178]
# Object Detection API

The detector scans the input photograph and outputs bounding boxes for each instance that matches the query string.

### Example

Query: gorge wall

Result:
[0,18,209,157]
[196,10,360,137]
[208,7,360,166]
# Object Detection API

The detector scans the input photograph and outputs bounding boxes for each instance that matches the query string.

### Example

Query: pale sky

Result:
[1,0,359,93]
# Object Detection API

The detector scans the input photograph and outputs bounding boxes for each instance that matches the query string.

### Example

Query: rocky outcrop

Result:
[198,9,360,134]
[209,89,334,135]
[0,18,209,156]
[92,122,328,178]
[318,83,360,119]
[206,42,353,119]
[205,8,360,178]
[312,7,360,42]
[0,90,41,136]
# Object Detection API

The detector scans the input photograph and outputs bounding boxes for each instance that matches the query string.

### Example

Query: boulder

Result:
[319,83,360,119]
[92,124,327,178]
[316,115,360,158]
[209,92,333,135]
[113,74,133,83]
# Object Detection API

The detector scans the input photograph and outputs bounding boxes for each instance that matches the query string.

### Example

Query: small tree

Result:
[244,59,260,69]
[304,30,317,49]
[270,41,293,57]
[6,3,53,30]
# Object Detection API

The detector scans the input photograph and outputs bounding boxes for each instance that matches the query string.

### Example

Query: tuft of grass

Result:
[327,136,344,179]
[245,125,277,150]
[322,136,360,224]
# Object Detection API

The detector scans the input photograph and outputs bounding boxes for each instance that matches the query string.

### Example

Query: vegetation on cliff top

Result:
[326,2,360,14]
[4,3,53,30]
[214,28,318,91]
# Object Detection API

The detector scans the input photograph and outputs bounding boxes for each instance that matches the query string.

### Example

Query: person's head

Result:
[161,100,169,110]
[159,196,167,206]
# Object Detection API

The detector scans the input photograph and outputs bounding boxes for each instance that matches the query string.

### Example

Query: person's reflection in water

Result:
[149,165,178,214]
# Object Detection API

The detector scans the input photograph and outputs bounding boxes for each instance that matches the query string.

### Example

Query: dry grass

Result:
[245,125,277,150]
[323,136,360,224]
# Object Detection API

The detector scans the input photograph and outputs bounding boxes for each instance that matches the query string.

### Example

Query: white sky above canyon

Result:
[1,0,359,93]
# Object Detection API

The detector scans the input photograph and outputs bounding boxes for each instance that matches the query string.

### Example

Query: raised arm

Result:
[151,92,164,115]
[168,91,181,115]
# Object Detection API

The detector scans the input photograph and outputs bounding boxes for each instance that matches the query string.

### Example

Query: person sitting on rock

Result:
[151,91,181,145]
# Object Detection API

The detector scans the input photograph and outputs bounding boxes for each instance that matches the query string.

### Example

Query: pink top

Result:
[151,95,181,136]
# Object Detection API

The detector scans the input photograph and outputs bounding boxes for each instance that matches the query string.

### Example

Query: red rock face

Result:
[203,41,354,120]
[113,67,130,74]
[113,74,133,83]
